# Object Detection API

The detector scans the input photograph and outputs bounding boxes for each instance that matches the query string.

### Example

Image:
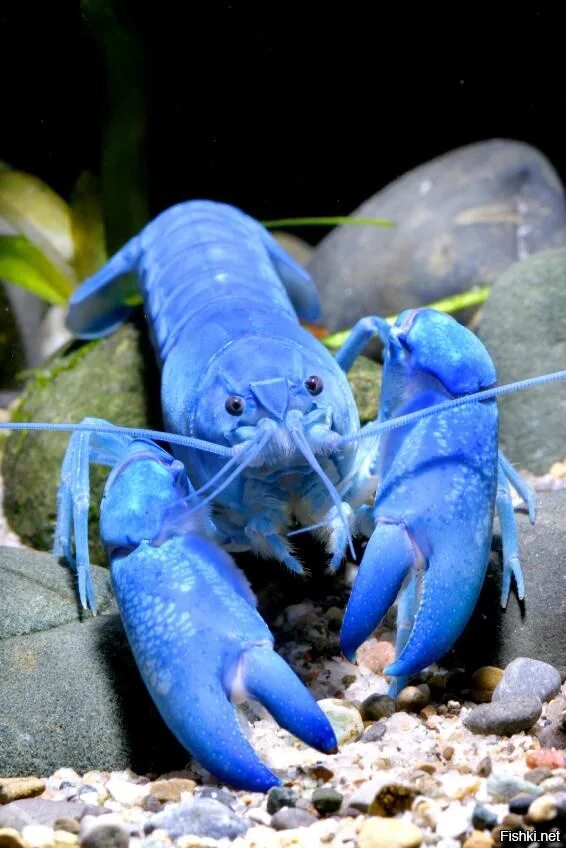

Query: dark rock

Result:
[270,807,317,830]
[362,721,387,742]
[493,658,561,704]
[455,490,566,670]
[463,695,542,736]
[2,321,158,563]
[368,783,417,816]
[0,799,86,830]
[80,824,129,848]
[472,804,499,830]
[359,694,395,722]
[148,798,248,840]
[478,247,566,473]
[0,547,191,776]
[476,756,493,777]
[308,140,566,332]
[311,787,343,815]
[266,786,297,815]
[509,793,541,814]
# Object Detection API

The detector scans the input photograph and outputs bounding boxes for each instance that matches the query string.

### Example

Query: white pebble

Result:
[21,824,55,847]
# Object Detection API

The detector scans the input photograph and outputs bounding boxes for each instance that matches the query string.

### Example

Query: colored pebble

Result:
[0,779,46,805]
[470,666,504,703]
[357,816,423,848]
[360,694,395,721]
[270,807,317,830]
[462,695,542,735]
[462,830,495,848]
[525,749,566,769]
[266,786,296,815]
[148,779,196,803]
[395,685,430,713]
[493,658,562,704]
[311,788,342,815]
[358,641,395,673]
[0,828,29,848]
[318,698,364,744]
[368,783,417,816]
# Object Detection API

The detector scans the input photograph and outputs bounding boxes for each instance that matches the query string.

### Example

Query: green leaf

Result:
[322,286,492,350]
[262,216,395,228]
[70,171,108,278]
[0,235,75,304]
[0,169,77,285]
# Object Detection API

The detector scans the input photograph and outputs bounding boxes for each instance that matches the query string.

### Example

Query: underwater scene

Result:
[0,4,565,848]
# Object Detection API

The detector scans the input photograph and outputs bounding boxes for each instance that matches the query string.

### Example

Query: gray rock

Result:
[270,807,318,830]
[487,773,543,802]
[148,798,248,840]
[308,140,566,332]
[463,695,542,736]
[537,714,566,750]
[479,247,566,473]
[493,658,562,704]
[0,798,86,830]
[362,721,387,742]
[455,489,566,670]
[472,803,499,830]
[81,824,130,848]
[272,231,314,267]
[0,547,191,776]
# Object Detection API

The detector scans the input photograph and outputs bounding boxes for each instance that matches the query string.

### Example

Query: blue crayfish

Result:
[2,201,564,790]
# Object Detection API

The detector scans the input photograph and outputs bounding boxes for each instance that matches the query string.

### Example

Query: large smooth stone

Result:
[308,140,566,331]
[479,248,566,474]
[0,546,189,776]
[454,489,566,671]
[2,321,158,563]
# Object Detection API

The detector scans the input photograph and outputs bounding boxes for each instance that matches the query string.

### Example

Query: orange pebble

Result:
[358,641,396,673]
[525,748,566,769]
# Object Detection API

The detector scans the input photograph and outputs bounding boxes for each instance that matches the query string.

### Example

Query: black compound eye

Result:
[225,395,245,416]
[304,375,324,396]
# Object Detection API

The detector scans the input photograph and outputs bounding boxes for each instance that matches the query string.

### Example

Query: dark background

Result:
[1,2,565,239]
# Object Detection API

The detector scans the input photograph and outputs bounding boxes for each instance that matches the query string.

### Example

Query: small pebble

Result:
[80,824,129,848]
[148,799,247,841]
[462,831,494,848]
[359,694,395,721]
[476,756,492,777]
[463,695,542,735]
[472,804,499,831]
[141,797,162,814]
[508,793,540,814]
[367,782,417,818]
[303,764,334,782]
[486,773,542,802]
[357,816,422,848]
[358,641,395,673]
[318,698,364,744]
[21,825,54,847]
[270,808,317,830]
[470,666,504,703]
[442,746,455,761]
[436,804,472,838]
[0,779,46,805]
[193,787,236,809]
[386,711,420,733]
[148,780,196,804]
[311,788,342,815]
[525,749,566,769]
[266,786,296,815]
[395,685,430,713]
[537,716,566,749]
[53,818,81,835]
[523,767,552,784]
[362,721,386,742]
[493,658,562,704]
[0,828,29,848]
[53,832,78,846]
[527,794,558,822]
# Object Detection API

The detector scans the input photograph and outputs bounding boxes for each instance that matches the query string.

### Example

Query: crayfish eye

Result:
[304,375,324,396]
[225,395,245,416]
